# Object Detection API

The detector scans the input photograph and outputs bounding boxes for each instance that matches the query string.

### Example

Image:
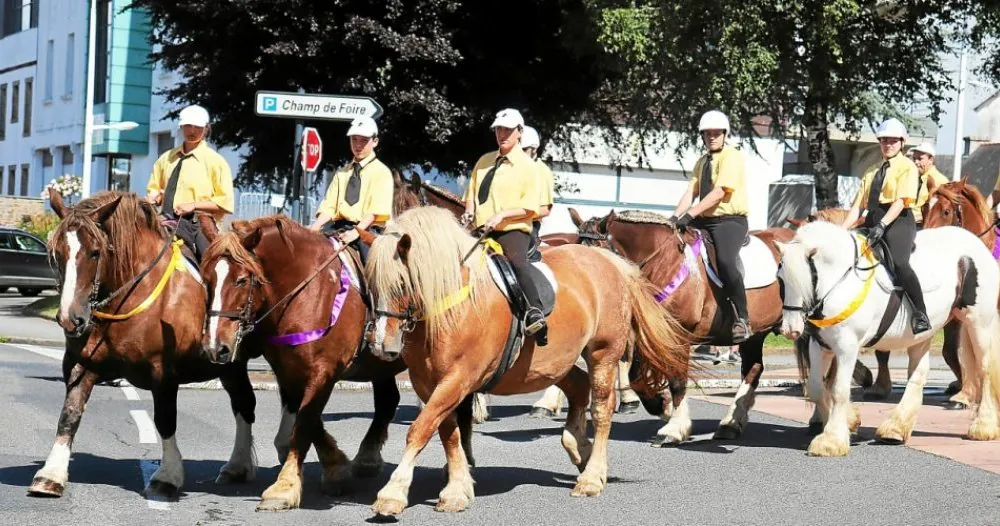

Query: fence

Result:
[234,192,318,223]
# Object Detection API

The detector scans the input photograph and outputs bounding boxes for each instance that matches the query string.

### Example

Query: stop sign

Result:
[300,127,322,172]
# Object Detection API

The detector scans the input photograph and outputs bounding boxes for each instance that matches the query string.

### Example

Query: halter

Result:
[781,234,877,328]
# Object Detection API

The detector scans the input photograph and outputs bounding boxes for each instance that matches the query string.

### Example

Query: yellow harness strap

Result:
[93,239,185,321]
[808,236,875,329]
[423,238,504,318]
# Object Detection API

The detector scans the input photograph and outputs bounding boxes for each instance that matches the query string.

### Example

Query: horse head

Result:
[925,180,993,235]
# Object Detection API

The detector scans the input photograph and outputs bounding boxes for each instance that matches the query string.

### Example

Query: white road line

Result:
[139,459,171,511]
[120,384,141,401]
[129,410,158,444]
[10,343,63,361]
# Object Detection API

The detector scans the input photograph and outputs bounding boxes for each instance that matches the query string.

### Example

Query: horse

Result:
[30,190,257,501]
[363,206,691,517]
[592,209,795,444]
[923,180,999,409]
[200,215,483,511]
[784,207,851,229]
[778,220,1000,456]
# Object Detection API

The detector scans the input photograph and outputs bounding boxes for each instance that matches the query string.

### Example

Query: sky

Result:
[934,49,997,155]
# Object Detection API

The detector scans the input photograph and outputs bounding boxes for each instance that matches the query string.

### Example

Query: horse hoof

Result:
[528,407,556,419]
[570,479,604,497]
[256,499,294,513]
[215,470,249,485]
[945,401,969,411]
[875,435,905,445]
[617,401,641,415]
[27,477,65,498]
[142,480,181,502]
[651,435,683,448]
[372,496,407,517]
[944,380,961,396]
[352,459,384,478]
[806,422,824,436]
[713,425,742,441]
[435,495,472,513]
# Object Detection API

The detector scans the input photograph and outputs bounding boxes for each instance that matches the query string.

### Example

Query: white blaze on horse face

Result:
[59,231,82,319]
[209,259,230,349]
[374,298,388,347]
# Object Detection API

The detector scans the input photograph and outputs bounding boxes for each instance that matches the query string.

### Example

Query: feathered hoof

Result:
[528,407,556,419]
[435,489,472,513]
[27,476,65,498]
[712,424,742,441]
[352,456,385,478]
[848,405,862,434]
[807,433,850,457]
[617,401,641,415]
[372,496,407,517]
[806,421,824,436]
[142,480,181,502]
[570,478,604,497]
[944,401,969,411]
[256,498,295,513]
[215,466,252,485]
[944,380,962,396]
[968,421,1000,441]
[651,434,684,448]
[875,420,909,445]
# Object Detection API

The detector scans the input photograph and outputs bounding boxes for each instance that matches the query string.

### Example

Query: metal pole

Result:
[952,31,970,181]
[81,0,98,197]
[291,120,304,222]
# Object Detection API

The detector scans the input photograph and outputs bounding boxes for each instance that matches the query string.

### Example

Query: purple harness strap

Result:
[993,227,1000,260]
[654,236,703,303]
[267,240,352,346]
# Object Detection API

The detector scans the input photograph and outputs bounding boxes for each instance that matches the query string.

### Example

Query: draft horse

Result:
[30,191,257,501]
[363,207,691,517]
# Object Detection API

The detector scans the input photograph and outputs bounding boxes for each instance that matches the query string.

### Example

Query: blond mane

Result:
[366,206,490,340]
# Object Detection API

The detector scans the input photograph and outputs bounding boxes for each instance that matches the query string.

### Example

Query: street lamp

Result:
[94,121,139,132]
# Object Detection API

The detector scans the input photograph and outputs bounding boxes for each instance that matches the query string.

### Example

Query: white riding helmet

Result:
[876,118,907,141]
[178,105,210,127]
[911,142,935,157]
[698,110,730,133]
[521,126,540,149]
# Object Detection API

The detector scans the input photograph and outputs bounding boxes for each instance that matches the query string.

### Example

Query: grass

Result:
[762,328,946,352]
[22,295,59,321]
[0,336,8,344]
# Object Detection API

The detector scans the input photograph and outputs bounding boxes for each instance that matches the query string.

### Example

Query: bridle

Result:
[780,235,879,320]
[932,195,997,238]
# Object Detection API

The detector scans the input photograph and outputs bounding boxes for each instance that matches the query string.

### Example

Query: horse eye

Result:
[235,277,248,287]
[89,250,100,259]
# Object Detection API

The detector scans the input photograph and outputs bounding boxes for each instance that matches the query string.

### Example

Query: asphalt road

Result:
[2,342,999,525]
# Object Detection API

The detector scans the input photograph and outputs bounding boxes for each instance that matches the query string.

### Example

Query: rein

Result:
[782,234,878,328]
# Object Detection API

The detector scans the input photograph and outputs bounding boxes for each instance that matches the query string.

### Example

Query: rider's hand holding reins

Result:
[866,222,886,246]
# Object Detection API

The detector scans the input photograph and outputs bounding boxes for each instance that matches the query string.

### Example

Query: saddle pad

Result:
[487,256,558,316]
[328,238,361,290]
[890,231,943,293]
[180,258,203,285]
[699,235,777,290]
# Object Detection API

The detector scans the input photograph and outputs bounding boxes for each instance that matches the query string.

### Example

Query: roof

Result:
[975,90,1000,113]
[957,143,1000,192]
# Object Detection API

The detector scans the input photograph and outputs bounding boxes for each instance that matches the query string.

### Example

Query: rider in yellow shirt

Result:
[520,125,554,262]
[909,142,949,227]
[841,118,931,334]
[146,104,234,261]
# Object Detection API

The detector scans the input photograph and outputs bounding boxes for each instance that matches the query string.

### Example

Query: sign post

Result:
[254,90,382,223]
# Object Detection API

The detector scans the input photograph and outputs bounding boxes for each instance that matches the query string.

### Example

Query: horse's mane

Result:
[50,191,161,284]
[203,214,316,280]
[935,182,993,227]
[421,182,464,206]
[367,206,488,340]
[200,231,269,284]
[615,209,671,225]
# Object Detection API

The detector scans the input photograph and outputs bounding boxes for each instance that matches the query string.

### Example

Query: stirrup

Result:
[524,307,546,335]
[732,319,751,343]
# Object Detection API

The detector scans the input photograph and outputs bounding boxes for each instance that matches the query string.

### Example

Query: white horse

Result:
[777,221,1000,456]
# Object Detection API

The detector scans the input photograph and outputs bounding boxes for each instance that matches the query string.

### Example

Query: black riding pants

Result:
[528,220,542,262]
[489,229,543,311]
[321,219,383,264]
[692,215,748,319]
[172,214,211,262]
[865,207,926,314]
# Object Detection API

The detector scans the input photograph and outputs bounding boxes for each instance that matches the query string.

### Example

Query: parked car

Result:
[0,227,58,296]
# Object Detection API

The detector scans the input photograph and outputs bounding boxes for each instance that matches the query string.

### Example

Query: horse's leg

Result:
[215,364,257,484]
[964,319,1000,440]
[942,320,964,398]
[572,353,618,497]
[806,340,834,436]
[529,385,566,419]
[455,394,476,468]
[434,412,475,513]
[852,358,874,389]
[652,379,691,447]
[144,379,184,501]
[273,400,296,465]
[372,379,468,518]
[875,341,931,444]
[808,343,857,457]
[471,393,490,424]
[864,350,893,400]
[715,333,765,440]
[558,366,593,471]
[28,356,99,497]
[616,358,641,414]
[353,375,400,477]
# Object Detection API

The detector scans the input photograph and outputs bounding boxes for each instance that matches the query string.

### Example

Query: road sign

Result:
[255,91,383,121]
[300,127,322,172]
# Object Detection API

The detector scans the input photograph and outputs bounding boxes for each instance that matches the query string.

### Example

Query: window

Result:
[44,39,53,101]
[94,0,111,104]
[60,145,73,167]
[0,233,11,249]
[0,84,6,141]
[11,80,18,124]
[1,0,35,38]
[155,132,174,155]
[19,163,28,196]
[6,166,14,195]
[23,77,31,136]
[14,234,46,253]
[65,33,75,97]
[41,149,52,167]
[107,155,131,192]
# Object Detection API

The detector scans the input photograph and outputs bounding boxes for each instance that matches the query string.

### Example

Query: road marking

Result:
[129,410,158,444]
[10,343,63,361]
[139,459,171,511]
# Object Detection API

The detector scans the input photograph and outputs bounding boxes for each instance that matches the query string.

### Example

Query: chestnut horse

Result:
[593,209,796,443]
[200,215,479,511]
[923,180,999,408]
[31,191,257,501]
[364,206,691,517]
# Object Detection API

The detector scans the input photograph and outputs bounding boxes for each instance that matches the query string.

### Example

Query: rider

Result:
[146,104,234,262]
[841,118,931,334]
[309,116,393,265]
[670,110,751,342]
[521,125,555,261]
[909,142,948,227]
[462,108,547,345]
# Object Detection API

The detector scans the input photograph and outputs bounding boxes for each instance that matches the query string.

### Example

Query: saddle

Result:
[691,229,777,290]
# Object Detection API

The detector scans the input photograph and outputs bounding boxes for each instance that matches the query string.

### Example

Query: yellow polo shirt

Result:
[913,165,949,221]
[535,159,555,209]
[147,141,234,222]
[853,154,919,210]
[688,145,748,216]
[317,153,393,225]
[464,147,539,233]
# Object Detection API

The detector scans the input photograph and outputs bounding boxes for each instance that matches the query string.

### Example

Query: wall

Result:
[0,27,38,197]
[0,195,44,226]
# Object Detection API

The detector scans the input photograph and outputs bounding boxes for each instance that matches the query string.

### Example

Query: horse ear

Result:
[391,170,403,186]
[242,227,263,251]
[48,188,69,219]
[408,173,423,190]
[91,195,123,225]
[598,210,615,233]
[568,207,583,228]
[396,234,412,264]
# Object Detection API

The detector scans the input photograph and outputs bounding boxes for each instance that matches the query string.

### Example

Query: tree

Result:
[128,0,615,191]
[588,0,973,208]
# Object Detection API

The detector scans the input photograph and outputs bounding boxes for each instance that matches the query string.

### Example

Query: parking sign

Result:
[261,96,278,112]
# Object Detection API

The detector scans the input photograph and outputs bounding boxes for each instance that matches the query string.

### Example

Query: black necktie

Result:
[477,155,506,205]
[866,161,891,212]
[161,153,189,218]
[699,153,713,201]
[345,162,362,205]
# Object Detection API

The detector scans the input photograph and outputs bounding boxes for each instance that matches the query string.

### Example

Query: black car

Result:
[0,227,58,296]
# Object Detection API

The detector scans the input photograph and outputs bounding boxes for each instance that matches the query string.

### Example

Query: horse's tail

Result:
[596,250,693,396]
[794,334,811,389]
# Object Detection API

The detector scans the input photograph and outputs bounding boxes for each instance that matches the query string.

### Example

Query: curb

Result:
[175,378,804,392]
[1,336,64,347]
